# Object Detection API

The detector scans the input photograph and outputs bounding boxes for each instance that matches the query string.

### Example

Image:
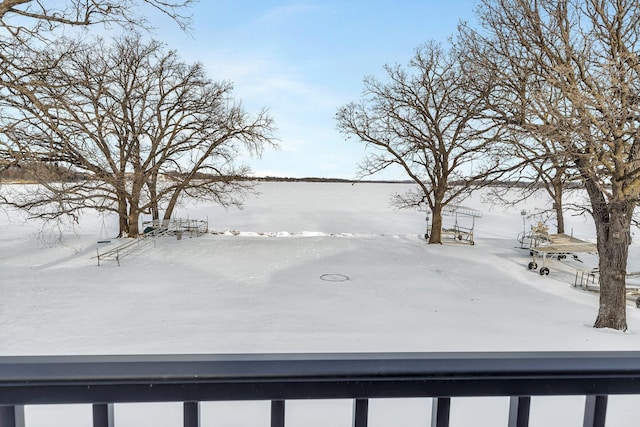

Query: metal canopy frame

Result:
[425,205,482,245]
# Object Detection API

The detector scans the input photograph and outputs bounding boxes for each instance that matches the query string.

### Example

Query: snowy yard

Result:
[2,181,640,426]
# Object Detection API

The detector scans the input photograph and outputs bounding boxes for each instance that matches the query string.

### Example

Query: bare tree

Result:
[336,41,507,243]
[484,123,579,235]
[0,0,194,92]
[0,1,194,35]
[2,35,275,237]
[0,0,194,187]
[519,143,572,234]
[457,25,585,235]
[474,0,640,330]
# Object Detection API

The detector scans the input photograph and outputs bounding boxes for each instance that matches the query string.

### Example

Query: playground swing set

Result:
[97,212,112,244]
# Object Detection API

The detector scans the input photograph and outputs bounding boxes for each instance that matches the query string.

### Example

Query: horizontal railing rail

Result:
[2,351,640,427]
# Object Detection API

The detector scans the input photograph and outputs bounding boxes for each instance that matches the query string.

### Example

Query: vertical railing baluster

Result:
[93,403,114,427]
[184,401,200,427]
[0,405,25,427]
[508,396,531,427]
[271,400,285,427]
[583,395,608,427]
[431,397,451,427]
[352,399,368,427]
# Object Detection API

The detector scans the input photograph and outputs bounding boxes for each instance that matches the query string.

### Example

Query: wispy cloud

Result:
[258,3,323,25]
[199,51,341,110]
[163,0,479,178]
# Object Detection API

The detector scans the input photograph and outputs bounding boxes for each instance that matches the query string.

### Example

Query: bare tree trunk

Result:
[588,187,631,330]
[554,202,565,235]
[128,208,140,237]
[128,176,143,237]
[163,192,179,221]
[117,194,129,237]
[553,189,565,234]
[595,238,629,331]
[147,178,159,221]
[429,203,443,244]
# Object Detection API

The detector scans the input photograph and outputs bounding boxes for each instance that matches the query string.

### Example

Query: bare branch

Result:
[337,41,510,243]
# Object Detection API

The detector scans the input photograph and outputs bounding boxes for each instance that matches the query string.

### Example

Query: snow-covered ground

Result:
[1,181,640,426]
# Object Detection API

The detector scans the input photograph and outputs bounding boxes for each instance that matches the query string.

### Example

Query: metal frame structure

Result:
[141,218,208,238]
[526,232,598,276]
[575,269,640,308]
[424,205,482,245]
[94,218,208,266]
[2,351,639,427]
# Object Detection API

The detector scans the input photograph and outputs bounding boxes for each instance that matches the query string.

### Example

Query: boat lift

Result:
[519,216,640,307]
[527,233,598,275]
[522,222,598,275]
[424,205,482,245]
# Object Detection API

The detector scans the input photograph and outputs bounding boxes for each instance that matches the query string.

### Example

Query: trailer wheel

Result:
[540,267,550,275]
[424,233,429,240]
[636,297,640,309]
[528,262,537,270]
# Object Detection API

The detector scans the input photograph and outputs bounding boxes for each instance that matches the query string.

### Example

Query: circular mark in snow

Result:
[320,273,350,282]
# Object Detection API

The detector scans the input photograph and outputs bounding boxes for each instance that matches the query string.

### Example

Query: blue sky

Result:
[156,1,479,179]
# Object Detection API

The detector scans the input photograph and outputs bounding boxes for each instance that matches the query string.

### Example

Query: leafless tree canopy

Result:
[471,0,640,330]
[0,0,195,175]
[337,41,508,243]
[0,0,194,35]
[0,1,275,238]
[1,34,275,236]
